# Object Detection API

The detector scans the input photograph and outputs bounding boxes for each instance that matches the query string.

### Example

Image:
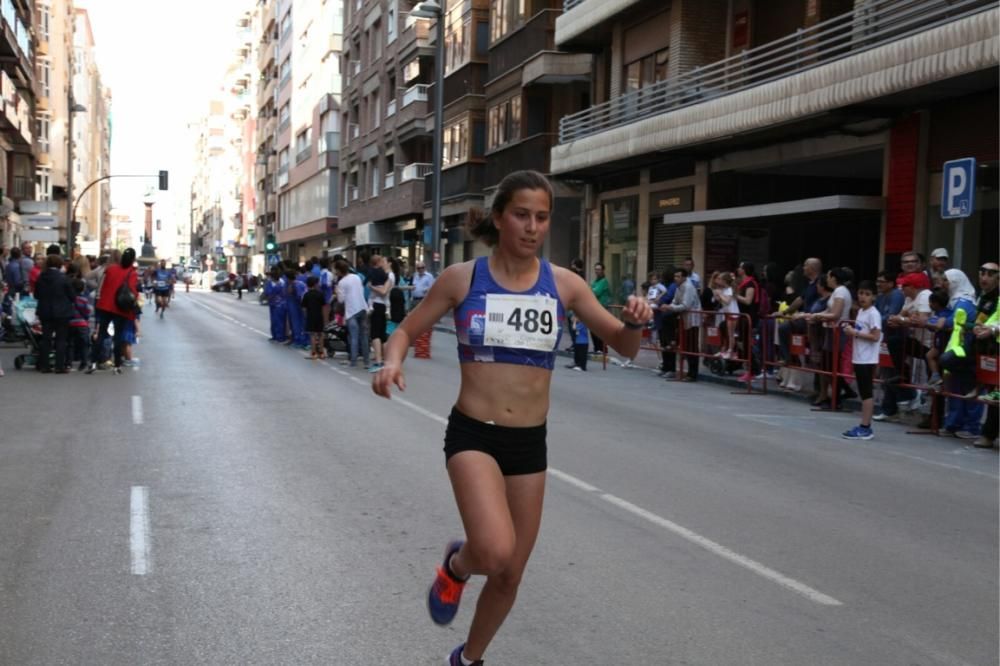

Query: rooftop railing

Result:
[559,0,993,144]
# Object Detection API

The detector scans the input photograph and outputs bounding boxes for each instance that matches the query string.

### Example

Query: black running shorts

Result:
[444,407,547,476]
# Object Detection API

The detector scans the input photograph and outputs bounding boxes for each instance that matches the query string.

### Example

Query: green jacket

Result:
[591,277,611,307]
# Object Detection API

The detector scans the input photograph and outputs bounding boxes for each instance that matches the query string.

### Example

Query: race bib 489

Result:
[483,294,558,352]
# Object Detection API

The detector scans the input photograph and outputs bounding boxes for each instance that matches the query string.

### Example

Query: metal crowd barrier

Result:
[593,306,998,432]
[759,314,999,431]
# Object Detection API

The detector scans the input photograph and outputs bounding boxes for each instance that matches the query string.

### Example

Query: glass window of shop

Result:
[601,196,639,304]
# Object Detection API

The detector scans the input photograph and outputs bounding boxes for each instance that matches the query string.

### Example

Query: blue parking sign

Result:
[941,158,976,219]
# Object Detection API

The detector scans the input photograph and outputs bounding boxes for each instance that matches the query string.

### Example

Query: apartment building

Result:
[0,0,38,248]
[338,0,592,268]
[255,0,277,267]
[72,8,111,250]
[338,0,443,265]
[483,0,591,267]
[190,98,242,272]
[258,0,344,264]
[551,0,998,296]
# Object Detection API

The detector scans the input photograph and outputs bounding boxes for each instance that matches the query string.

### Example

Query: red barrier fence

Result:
[596,305,997,433]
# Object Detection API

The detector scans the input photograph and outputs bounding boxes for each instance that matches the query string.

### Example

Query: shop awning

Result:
[662,195,884,225]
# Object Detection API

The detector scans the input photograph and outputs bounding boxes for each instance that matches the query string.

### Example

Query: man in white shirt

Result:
[411,261,435,309]
[334,259,370,368]
[682,257,701,291]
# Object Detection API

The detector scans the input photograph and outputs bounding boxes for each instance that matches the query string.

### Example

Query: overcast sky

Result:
[78,0,249,253]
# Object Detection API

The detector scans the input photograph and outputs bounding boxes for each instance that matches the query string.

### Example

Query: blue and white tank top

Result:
[454,256,565,370]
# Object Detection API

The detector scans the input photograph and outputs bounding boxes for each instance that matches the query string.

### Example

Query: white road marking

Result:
[130,486,151,575]
[131,395,143,425]
[195,289,847,606]
[599,493,842,606]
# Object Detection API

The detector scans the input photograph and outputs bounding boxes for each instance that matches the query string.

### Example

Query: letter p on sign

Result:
[941,158,976,219]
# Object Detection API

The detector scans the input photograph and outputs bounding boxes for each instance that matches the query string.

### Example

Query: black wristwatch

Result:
[623,320,643,330]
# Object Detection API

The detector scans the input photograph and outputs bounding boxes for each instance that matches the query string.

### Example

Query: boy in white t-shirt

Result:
[841,280,882,440]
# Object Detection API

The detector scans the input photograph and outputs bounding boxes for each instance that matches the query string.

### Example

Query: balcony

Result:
[398,16,433,63]
[555,0,644,49]
[295,145,312,165]
[257,40,276,70]
[485,134,554,187]
[338,175,428,230]
[424,163,485,204]
[402,83,428,107]
[400,162,432,182]
[553,0,998,175]
[386,98,397,118]
[257,75,276,108]
[489,10,558,81]
[278,117,290,135]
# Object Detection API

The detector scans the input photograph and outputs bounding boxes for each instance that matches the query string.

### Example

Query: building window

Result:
[38,59,51,98]
[487,94,520,151]
[279,102,291,133]
[37,115,50,153]
[444,1,471,75]
[295,128,312,164]
[280,12,292,41]
[279,56,292,88]
[623,48,669,94]
[442,117,477,168]
[370,159,380,198]
[36,168,51,201]
[371,89,380,129]
[38,4,50,41]
[490,0,526,43]
[387,0,397,44]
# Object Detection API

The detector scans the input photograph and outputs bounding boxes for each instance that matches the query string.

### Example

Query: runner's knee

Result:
[467,539,515,576]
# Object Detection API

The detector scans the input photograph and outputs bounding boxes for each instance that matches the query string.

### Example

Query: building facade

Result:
[253,0,344,265]
[551,0,998,297]
[0,0,38,249]
[338,0,591,269]
[71,7,111,252]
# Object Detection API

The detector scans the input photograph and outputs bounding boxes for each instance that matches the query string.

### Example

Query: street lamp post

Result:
[65,98,87,256]
[411,0,444,275]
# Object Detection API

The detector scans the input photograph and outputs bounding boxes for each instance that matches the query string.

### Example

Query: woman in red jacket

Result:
[87,247,138,375]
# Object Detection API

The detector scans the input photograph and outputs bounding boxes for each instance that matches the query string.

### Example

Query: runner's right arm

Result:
[373,262,471,398]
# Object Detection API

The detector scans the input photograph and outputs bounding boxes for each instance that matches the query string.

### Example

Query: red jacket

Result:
[97,264,139,320]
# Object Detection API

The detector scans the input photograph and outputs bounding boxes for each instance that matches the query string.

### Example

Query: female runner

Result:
[372,170,652,665]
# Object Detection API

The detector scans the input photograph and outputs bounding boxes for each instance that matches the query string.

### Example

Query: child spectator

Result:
[565,313,589,371]
[924,289,953,387]
[712,271,739,360]
[302,275,327,359]
[69,278,92,371]
[841,280,882,440]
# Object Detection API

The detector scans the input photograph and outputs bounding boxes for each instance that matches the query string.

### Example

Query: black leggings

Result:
[92,309,129,368]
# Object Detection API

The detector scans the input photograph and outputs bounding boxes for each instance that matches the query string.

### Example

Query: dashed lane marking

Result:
[131,395,143,425]
[130,486,151,575]
[196,291,845,607]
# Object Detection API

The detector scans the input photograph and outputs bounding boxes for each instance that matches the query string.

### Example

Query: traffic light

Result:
[265,234,277,252]
[158,170,169,190]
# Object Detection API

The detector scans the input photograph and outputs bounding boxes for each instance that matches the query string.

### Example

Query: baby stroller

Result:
[323,319,349,358]
[12,297,45,370]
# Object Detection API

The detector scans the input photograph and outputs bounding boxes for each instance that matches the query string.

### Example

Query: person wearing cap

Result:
[889,272,934,423]
[929,248,950,275]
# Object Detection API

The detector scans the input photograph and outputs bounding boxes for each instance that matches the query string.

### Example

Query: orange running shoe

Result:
[428,540,467,625]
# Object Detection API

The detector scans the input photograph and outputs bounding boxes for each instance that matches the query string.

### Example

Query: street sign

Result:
[941,158,976,219]
[267,254,280,267]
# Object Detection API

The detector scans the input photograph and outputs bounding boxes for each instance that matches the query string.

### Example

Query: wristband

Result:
[623,320,643,331]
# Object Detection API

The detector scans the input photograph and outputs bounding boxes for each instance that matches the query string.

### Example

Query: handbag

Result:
[115,269,138,313]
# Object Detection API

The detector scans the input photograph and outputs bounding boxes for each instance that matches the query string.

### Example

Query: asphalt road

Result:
[0,289,996,666]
